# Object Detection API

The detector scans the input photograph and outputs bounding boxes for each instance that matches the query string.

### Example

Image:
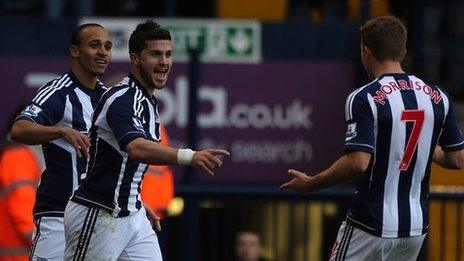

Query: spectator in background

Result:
[0,106,41,261]
[235,230,268,261]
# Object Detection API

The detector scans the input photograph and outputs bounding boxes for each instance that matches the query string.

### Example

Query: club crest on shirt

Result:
[345,122,357,141]
[132,117,144,131]
[23,104,42,117]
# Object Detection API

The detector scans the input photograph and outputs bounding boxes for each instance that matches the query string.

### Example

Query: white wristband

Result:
[177,148,195,166]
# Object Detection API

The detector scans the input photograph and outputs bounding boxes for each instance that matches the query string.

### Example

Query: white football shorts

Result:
[329,221,426,261]
[64,201,162,261]
[30,216,66,261]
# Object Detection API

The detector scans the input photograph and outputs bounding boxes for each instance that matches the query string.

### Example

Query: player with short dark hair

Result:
[128,19,172,54]
[63,20,229,260]
[10,23,112,260]
[280,15,464,260]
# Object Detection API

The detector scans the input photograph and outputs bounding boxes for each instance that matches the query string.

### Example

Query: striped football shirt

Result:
[16,71,106,219]
[344,73,464,238]
[71,74,161,217]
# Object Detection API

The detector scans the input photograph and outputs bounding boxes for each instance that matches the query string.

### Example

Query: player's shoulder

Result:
[347,78,380,102]
[102,76,144,107]
[408,74,451,102]
[32,73,75,105]
[407,74,439,89]
[103,77,132,97]
[37,73,74,93]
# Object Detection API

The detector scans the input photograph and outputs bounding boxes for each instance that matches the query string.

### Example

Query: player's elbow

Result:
[10,122,25,143]
[126,138,146,162]
[446,150,464,169]
[456,155,464,169]
[126,146,144,162]
[347,151,371,175]
[351,160,369,174]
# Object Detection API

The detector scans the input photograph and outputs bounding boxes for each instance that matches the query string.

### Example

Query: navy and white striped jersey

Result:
[344,73,464,238]
[71,74,161,218]
[15,71,106,219]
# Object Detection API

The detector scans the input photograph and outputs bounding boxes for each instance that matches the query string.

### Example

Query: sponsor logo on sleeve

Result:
[132,117,145,132]
[345,122,357,141]
[23,104,42,117]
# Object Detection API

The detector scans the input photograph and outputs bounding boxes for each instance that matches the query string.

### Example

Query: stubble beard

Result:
[139,64,156,89]
[93,69,104,77]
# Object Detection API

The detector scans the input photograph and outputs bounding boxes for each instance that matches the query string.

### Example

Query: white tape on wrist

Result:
[177,148,195,166]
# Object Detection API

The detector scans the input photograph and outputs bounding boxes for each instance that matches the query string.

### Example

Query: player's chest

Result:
[61,93,97,132]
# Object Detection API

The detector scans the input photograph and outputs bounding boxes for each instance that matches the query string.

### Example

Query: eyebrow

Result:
[148,49,172,53]
[88,39,113,45]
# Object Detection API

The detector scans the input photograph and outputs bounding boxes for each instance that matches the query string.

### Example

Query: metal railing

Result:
[158,185,464,261]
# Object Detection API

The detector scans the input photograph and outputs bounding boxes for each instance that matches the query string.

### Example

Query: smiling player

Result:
[11,23,112,261]
[63,20,229,260]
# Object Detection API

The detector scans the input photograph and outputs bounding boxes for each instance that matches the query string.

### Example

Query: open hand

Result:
[191,149,230,176]
[279,169,313,194]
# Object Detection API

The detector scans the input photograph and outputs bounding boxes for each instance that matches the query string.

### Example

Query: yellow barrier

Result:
[429,164,464,261]
[216,0,288,21]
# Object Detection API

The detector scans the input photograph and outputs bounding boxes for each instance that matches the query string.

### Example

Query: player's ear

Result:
[401,49,407,60]
[362,45,368,54]
[130,53,139,65]
[362,45,374,59]
[69,45,79,58]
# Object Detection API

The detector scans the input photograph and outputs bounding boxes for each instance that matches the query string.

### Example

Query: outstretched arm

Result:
[432,146,464,170]
[280,151,371,194]
[126,138,230,175]
[11,120,90,157]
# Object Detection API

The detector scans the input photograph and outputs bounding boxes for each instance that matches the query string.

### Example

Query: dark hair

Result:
[360,16,407,62]
[69,23,105,46]
[129,20,171,55]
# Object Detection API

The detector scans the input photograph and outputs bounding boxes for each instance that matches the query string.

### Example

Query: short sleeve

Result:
[106,95,147,151]
[344,92,375,154]
[15,86,65,126]
[438,96,464,151]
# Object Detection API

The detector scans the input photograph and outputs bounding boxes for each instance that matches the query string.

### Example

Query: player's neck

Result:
[130,69,155,97]
[370,61,405,79]
[70,63,98,89]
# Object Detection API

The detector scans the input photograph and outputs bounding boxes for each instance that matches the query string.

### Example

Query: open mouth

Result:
[95,58,107,65]
[153,68,168,79]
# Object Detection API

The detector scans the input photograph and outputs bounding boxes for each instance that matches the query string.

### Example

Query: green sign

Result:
[80,18,261,63]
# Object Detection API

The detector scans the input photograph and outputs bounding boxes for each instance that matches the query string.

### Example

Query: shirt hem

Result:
[71,195,114,213]
[346,216,428,238]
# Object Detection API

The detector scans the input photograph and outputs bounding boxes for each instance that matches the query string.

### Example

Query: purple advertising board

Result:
[1,58,354,185]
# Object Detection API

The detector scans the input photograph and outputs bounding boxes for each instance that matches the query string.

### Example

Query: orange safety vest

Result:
[140,125,174,219]
[0,143,41,261]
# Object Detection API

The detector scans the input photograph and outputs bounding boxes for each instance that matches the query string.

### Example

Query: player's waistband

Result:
[33,211,65,220]
[346,216,428,238]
